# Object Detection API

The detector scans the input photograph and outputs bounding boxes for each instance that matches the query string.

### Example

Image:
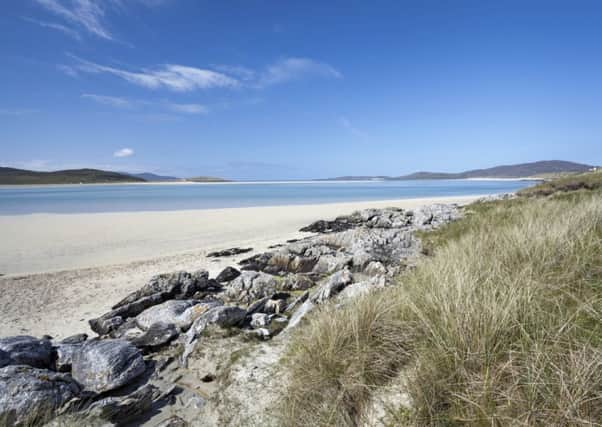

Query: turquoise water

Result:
[0,180,534,215]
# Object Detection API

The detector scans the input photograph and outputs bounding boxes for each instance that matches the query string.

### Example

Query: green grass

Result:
[518,169,602,197]
[281,173,602,426]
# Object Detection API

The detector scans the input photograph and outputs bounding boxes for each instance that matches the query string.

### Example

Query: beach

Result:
[0,195,480,339]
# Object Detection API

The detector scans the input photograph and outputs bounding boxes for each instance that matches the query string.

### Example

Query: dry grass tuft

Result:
[281,181,602,426]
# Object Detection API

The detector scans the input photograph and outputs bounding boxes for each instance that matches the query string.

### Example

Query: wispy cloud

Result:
[36,0,113,40]
[74,57,240,91]
[338,116,369,140]
[166,103,208,114]
[258,57,342,87]
[81,93,209,115]
[22,16,81,40]
[81,93,132,108]
[113,147,134,158]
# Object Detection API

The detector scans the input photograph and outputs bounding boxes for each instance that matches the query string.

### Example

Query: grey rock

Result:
[286,300,315,330]
[311,253,352,274]
[60,333,88,345]
[156,415,188,427]
[284,291,309,314]
[264,298,287,314]
[224,271,282,303]
[0,336,53,369]
[215,266,241,283]
[113,270,213,309]
[182,306,246,364]
[0,365,80,426]
[364,260,387,275]
[0,350,9,369]
[135,300,199,331]
[85,383,159,424]
[250,313,270,328]
[283,274,314,291]
[311,269,353,304]
[130,322,179,350]
[207,247,252,257]
[72,340,146,393]
[337,275,386,301]
[53,343,82,372]
[246,296,269,315]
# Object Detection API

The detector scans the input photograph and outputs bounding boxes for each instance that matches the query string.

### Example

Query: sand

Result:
[0,195,481,339]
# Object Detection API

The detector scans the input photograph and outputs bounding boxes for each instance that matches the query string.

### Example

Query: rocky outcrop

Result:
[0,203,463,426]
[71,339,146,393]
[0,336,53,369]
[0,365,80,426]
[207,247,253,257]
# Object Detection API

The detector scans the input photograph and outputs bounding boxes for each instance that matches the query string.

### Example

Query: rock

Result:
[0,365,80,426]
[250,313,270,328]
[0,336,53,369]
[299,217,358,233]
[60,333,88,345]
[264,299,287,314]
[283,274,314,291]
[182,306,247,364]
[0,351,9,369]
[411,204,460,228]
[207,247,253,257]
[85,383,159,424]
[53,343,82,372]
[135,300,203,331]
[112,270,214,310]
[311,253,352,274]
[284,291,309,314]
[72,339,146,393]
[215,266,241,283]
[156,415,188,427]
[337,275,386,301]
[130,322,179,350]
[246,297,269,315]
[89,292,165,335]
[286,300,315,330]
[224,271,282,303]
[311,269,354,304]
[239,252,272,272]
[364,260,387,275]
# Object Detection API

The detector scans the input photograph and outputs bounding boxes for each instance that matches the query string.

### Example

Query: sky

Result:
[1,0,601,180]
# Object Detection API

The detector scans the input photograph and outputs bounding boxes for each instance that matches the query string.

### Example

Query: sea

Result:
[0,180,535,215]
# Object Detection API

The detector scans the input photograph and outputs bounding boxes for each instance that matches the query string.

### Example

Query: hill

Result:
[128,172,179,182]
[0,167,146,185]
[324,160,595,181]
[185,176,231,183]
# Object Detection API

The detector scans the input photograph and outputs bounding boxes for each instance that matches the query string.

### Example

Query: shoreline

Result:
[0,177,536,189]
[0,194,482,338]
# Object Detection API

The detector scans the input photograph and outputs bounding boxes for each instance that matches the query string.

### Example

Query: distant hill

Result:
[0,167,146,185]
[324,161,595,181]
[128,172,179,182]
[185,176,231,183]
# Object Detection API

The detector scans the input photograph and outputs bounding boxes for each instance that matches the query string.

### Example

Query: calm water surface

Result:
[0,180,534,215]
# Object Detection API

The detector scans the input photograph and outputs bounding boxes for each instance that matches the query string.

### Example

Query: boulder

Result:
[311,269,353,304]
[71,340,146,393]
[85,383,159,424]
[112,270,214,310]
[250,313,270,328]
[0,336,53,369]
[135,300,203,331]
[284,291,309,314]
[207,247,252,258]
[0,365,80,426]
[0,350,9,369]
[215,266,241,283]
[130,322,179,350]
[60,334,88,345]
[224,271,282,303]
[283,274,314,291]
[53,343,82,372]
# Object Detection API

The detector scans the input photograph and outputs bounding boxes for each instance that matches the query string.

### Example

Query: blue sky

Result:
[1,0,601,179]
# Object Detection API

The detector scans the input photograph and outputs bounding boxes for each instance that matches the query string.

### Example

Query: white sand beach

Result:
[0,195,480,339]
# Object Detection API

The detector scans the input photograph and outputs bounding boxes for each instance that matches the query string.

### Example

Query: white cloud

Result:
[82,93,132,108]
[74,58,240,92]
[167,103,208,114]
[22,16,81,40]
[36,0,113,40]
[113,148,134,158]
[258,57,342,87]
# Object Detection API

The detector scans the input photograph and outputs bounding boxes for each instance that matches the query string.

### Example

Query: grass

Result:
[518,168,602,196]
[281,172,602,426]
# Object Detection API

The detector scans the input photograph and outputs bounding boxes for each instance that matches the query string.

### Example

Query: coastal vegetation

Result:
[0,167,145,185]
[282,171,602,425]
